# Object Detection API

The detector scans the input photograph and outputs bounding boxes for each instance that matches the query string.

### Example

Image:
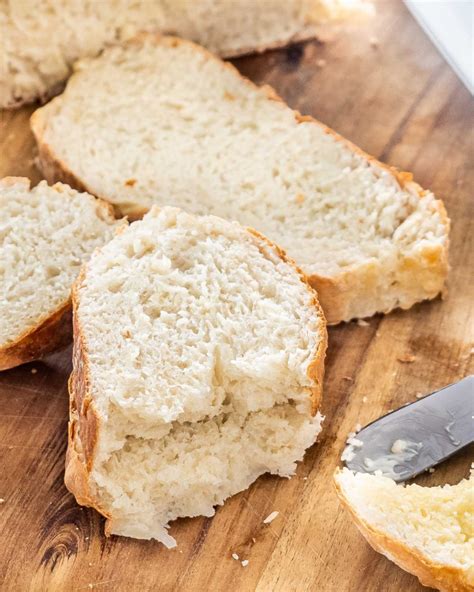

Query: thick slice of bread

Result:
[66,206,326,546]
[0,0,372,108]
[334,468,474,592]
[0,177,122,371]
[31,35,449,324]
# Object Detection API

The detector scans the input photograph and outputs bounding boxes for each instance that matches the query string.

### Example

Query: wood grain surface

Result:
[0,1,473,591]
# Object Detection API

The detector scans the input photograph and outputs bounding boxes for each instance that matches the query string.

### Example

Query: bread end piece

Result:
[334,469,473,592]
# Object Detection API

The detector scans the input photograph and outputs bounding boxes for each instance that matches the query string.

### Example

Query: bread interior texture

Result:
[336,469,474,574]
[74,208,325,546]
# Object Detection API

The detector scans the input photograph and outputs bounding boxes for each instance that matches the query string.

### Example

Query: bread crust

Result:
[0,300,72,371]
[31,33,450,324]
[334,472,473,592]
[65,217,327,533]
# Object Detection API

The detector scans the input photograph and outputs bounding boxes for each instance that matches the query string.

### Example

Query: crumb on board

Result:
[316,58,326,68]
[241,560,249,567]
[369,36,379,48]
[428,467,435,473]
[357,319,369,327]
[303,476,308,481]
[0,498,5,504]
[252,537,256,543]
[416,392,424,399]
[362,396,368,403]
[31,368,37,374]
[397,353,416,363]
[263,511,279,524]
[232,553,239,561]
[124,178,137,187]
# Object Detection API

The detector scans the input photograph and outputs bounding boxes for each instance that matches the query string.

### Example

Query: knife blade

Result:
[343,375,474,482]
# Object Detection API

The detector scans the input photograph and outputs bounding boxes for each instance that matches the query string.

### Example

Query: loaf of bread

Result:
[0,0,372,108]
[334,468,474,592]
[0,177,122,370]
[66,206,326,546]
[32,35,449,323]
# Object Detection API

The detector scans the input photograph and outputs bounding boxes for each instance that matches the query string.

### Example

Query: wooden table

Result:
[0,1,472,590]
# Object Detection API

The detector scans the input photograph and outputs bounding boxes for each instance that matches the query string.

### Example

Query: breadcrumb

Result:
[241,560,249,567]
[31,368,37,374]
[397,353,416,363]
[232,553,239,561]
[316,59,326,68]
[0,498,5,504]
[357,319,369,327]
[263,511,279,524]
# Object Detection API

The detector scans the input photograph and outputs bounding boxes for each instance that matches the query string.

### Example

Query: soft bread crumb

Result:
[357,319,369,327]
[241,560,249,567]
[232,553,239,561]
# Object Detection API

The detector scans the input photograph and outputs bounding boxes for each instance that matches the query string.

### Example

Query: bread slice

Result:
[334,468,474,592]
[66,206,326,546]
[0,177,122,371]
[31,35,449,324]
[0,0,372,109]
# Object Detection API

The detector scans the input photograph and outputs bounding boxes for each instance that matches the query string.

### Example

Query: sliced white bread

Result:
[0,177,122,371]
[335,468,474,592]
[0,0,372,108]
[31,35,449,324]
[66,206,326,547]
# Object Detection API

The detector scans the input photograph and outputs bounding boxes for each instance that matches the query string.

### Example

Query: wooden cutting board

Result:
[0,1,472,590]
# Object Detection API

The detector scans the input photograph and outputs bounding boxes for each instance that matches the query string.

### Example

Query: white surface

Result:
[405,0,473,93]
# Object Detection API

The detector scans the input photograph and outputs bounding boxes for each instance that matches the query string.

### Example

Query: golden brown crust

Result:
[0,176,120,371]
[31,33,450,325]
[0,300,72,371]
[334,472,473,592]
[64,269,110,520]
